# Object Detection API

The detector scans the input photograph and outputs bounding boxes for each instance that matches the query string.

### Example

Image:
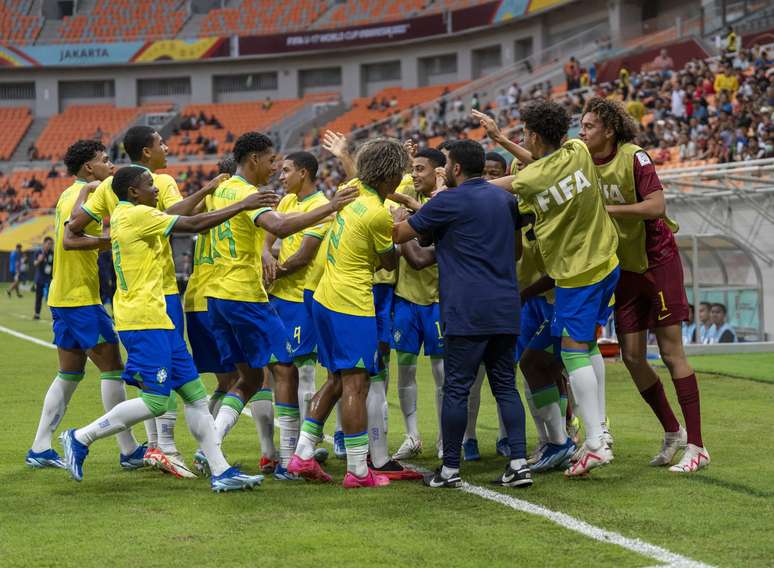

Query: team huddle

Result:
[25,97,709,493]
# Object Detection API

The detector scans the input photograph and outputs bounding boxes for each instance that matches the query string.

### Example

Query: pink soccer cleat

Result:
[343,468,391,489]
[287,454,333,482]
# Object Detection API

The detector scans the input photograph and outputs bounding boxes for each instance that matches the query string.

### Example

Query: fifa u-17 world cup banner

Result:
[239,2,501,56]
[0,37,229,68]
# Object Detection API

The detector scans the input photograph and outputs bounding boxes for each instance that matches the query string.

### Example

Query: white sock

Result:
[430,357,445,442]
[156,411,178,454]
[297,364,316,424]
[464,366,485,441]
[144,418,158,448]
[31,375,79,452]
[536,402,567,444]
[75,398,154,446]
[214,406,241,443]
[278,411,299,468]
[510,458,527,470]
[346,441,369,477]
[441,465,458,479]
[184,399,229,476]
[208,393,225,417]
[523,380,549,444]
[100,379,140,455]
[296,430,319,461]
[590,351,607,427]
[249,398,276,459]
[397,363,419,438]
[568,364,604,450]
[334,400,343,433]
[367,379,389,468]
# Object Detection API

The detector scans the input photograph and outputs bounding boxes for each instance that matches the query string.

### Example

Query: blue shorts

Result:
[185,310,236,375]
[208,297,294,369]
[312,299,378,375]
[390,296,444,356]
[517,296,558,361]
[373,283,394,345]
[119,329,198,397]
[270,295,316,358]
[552,266,620,343]
[165,293,185,339]
[51,304,118,351]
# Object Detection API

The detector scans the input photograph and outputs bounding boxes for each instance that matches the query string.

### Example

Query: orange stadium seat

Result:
[200,1,328,36]
[3,169,71,210]
[35,103,173,161]
[0,108,33,161]
[320,0,424,29]
[0,3,43,45]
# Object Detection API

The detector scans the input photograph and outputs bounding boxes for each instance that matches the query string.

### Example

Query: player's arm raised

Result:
[256,185,357,238]
[322,130,356,181]
[472,109,535,166]
[165,173,230,216]
[173,190,279,234]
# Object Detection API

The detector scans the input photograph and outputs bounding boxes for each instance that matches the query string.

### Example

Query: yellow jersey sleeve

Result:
[81,176,116,222]
[370,206,394,255]
[154,173,183,210]
[135,206,180,239]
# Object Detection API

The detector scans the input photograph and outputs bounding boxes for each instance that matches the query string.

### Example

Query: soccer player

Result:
[579,97,709,472]
[26,140,146,470]
[68,126,218,478]
[264,151,331,466]
[494,100,620,477]
[289,138,409,488]
[60,165,274,491]
[7,243,23,297]
[204,132,357,481]
[391,148,447,461]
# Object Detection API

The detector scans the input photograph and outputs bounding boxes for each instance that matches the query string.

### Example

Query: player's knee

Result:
[141,393,172,417]
[177,378,207,404]
[620,346,646,370]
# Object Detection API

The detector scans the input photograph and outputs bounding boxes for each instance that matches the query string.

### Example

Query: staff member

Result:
[33,237,54,320]
[393,139,531,489]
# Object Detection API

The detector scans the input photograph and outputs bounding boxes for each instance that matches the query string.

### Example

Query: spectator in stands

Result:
[589,62,597,85]
[678,132,697,160]
[46,164,58,179]
[697,302,712,344]
[27,143,39,161]
[714,62,739,97]
[389,95,398,109]
[724,26,737,56]
[682,304,696,345]
[507,82,521,106]
[471,93,481,112]
[671,82,686,122]
[619,65,630,99]
[653,139,672,165]
[32,236,54,320]
[652,48,674,76]
[495,89,508,109]
[627,91,646,124]
[262,96,273,111]
[197,111,207,126]
[94,127,103,142]
[24,175,43,192]
[707,303,737,343]
[564,56,580,90]
[225,131,235,143]
[181,132,191,146]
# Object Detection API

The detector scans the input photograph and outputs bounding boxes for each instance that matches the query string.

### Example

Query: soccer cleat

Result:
[369,459,423,481]
[343,468,391,489]
[273,464,301,481]
[463,438,481,461]
[119,443,148,470]
[602,417,613,447]
[167,452,197,478]
[287,454,333,482]
[259,455,278,474]
[492,463,533,488]
[564,443,613,477]
[333,430,346,459]
[314,447,329,463]
[392,435,423,461]
[496,437,510,458]
[650,427,688,467]
[567,416,582,445]
[530,438,576,473]
[144,447,183,479]
[211,467,263,493]
[25,448,66,469]
[669,444,710,473]
[60,429,88,482]
[423,467,462,488]
[526,443,547,466]
[193,449,211,476]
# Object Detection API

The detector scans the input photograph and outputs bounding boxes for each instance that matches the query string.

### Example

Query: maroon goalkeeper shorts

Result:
[614,253,689,334]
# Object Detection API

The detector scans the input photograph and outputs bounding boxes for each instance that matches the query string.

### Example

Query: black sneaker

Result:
[423,466,462,488]
[491,464,533,488]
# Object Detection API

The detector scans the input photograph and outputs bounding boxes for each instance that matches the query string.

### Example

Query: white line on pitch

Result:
[6,325,712,568]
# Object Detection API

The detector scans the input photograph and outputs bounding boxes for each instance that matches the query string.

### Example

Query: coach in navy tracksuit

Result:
[393,140,531,489]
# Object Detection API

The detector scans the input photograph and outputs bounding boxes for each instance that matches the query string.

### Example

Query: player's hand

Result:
[387,192,421,212]
[322,130,349,159]
[203,173,229,193]
[432,167,448,196]
[241,191,280,211]
[390,206,410,224]
[472,109,501,140]
[329,185,358,211]
[403,139,418,158]
[262,250,278,287]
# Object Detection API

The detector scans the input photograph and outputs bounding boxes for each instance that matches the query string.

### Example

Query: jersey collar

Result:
[130,163,152,173]
[232,174,254,187]
[298,190,321,202]
[361,182,383,201]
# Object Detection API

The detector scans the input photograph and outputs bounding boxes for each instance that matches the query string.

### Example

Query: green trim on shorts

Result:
[142,393,171,417]
[99,370,123,381]
[294,353,317,367]
[166,393,178,411]
[561,349,592,373]
[559,394,568,417]
[370,369,387,382]
[248,388,273,403]
[532,384,560,409]
[58,370,85,382]
[177,379,207,404]
[589,342,601,357]
[397,351,418,366]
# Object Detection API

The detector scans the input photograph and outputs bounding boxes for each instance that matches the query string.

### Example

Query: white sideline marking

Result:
[0,324,56,350]
[5,325,711,568]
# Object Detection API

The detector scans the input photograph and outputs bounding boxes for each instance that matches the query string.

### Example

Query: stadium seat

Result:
[0,2,43,45]
[0,108,33,161]
[200,1,328,36]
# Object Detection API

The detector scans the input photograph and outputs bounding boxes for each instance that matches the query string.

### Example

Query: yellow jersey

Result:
[206,175,272,303]
[394,190,438,306]
[110,202,179,331]
[303,228,330,293]
[48,180,103,308]
[269,191,330,303]
[314,180,394,316]
[81,168,183,296]
[373,174,412,287]
[183,195,215,313]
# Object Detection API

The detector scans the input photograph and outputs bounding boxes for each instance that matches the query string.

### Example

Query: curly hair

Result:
[355,138,410,189]
[582,97,638,144]
[233,131,273,164]
[217,153,237,175]
[520,100,570,148]
[63,139,106,176]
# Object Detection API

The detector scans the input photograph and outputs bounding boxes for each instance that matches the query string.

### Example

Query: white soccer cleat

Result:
[650,427,687,466]
[167,452,198,478]
[392,435,423,461]
[564,443,613,477]
[669,443,710,473]
[602,417,614,448]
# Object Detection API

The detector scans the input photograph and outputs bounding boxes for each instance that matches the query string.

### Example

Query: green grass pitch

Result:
[1,287,772,567]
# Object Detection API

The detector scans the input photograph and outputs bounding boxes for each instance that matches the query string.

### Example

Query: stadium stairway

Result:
[10,117,48,163]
